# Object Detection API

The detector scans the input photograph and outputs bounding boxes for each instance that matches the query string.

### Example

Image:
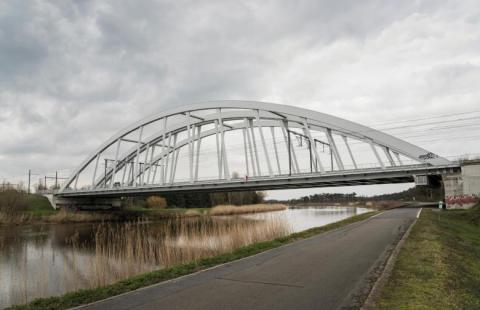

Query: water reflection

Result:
[0,206,372,308]
[242,206,372,233]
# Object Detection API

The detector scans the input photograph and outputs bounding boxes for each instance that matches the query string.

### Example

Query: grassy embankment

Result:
[8,210,378,310]
[375,205,480,309]
[24,194,57,216]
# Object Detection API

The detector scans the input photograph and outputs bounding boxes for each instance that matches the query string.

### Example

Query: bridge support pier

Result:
[44,194,122,210]
[443,159,480,209]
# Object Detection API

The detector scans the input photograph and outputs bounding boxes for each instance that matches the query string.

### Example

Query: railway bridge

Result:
[47,101,476,209]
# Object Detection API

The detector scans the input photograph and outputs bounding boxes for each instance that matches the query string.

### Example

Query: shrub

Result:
[146,196,167,209]
[0,189,27,215]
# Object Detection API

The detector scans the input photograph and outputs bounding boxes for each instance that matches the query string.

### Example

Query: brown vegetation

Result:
[209,204,287,216]
[0,188,30,224]
[0,212,32,225]
[48,209,117,223]
[89,216,290,285]
[146,196,167,209]
[184,209,202,217]
[0,188,27,215]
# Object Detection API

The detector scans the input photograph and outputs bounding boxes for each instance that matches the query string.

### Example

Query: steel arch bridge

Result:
[57,100,459,200]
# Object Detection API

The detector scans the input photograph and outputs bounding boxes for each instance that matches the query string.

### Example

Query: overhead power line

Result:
[370,109,480,126]
[372,116,480,131]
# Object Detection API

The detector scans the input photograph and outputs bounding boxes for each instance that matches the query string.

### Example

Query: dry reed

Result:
[84,215,291,287]
[2,215,291,307]
[209,204,287,216]
[0,212,32,225]
[184,209,202,216]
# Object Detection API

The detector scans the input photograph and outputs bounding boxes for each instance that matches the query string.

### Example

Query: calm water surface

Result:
[242,206,372,232]
[0,206,372,308]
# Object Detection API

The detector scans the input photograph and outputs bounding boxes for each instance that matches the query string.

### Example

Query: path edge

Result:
[361,208,422,309]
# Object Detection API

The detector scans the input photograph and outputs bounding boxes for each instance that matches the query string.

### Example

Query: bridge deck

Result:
[57,164,460,198]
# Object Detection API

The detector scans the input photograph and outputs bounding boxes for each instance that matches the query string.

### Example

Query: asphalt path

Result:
[78,208,419,310]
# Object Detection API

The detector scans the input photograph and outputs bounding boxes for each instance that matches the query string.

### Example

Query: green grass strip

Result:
[8,211,378,310]
[375,206,480,309]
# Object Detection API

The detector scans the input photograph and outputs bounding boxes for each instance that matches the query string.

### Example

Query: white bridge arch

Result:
[59,100,453,196]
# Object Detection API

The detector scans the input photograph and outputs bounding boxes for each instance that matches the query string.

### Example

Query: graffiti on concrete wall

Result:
[446,194,479,209]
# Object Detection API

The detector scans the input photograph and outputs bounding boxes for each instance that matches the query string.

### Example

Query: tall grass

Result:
[88,216,291,285]
[209,203,287,216]
[2,215,291,307]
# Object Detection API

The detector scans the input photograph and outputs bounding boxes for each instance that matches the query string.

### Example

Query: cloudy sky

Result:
[1,0,480,198]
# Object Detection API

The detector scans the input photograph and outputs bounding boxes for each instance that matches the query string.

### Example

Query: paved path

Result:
[78,208,419,310]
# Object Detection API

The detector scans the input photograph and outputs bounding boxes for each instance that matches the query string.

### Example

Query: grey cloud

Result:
[425,63,480,95]
[1,0,479,198]
[0,1,48,82]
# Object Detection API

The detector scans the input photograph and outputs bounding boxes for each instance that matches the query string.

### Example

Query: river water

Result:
[0,206,372,308]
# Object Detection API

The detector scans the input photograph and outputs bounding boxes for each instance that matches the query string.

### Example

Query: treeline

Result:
[125,191,266,209]
[278,186,443,205]
[282,193,358,204]
[368,186,443,202]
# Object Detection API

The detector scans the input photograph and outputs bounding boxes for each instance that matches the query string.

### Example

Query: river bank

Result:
[373,204,480,309]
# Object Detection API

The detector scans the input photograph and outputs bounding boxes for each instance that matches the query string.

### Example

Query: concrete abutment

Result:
[443,159,480,209]
[43,194,122,210]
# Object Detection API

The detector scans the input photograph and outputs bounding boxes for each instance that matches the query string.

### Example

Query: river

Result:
[0,206,372,308]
